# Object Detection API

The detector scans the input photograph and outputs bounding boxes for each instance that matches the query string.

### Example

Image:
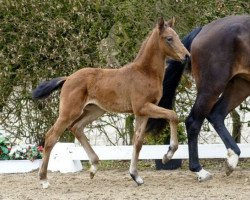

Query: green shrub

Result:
[0,0,249,145]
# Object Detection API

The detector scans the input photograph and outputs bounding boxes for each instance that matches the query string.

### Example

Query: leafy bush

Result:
[0,0,249,145]
[0,134,10,160]
[0,134,43,160]
[8,144,43,161]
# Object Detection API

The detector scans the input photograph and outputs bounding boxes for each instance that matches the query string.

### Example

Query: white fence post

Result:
[48,143,83,173]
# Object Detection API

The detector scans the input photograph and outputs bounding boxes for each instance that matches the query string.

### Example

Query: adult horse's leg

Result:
[185,76,244,181]
[185,90,225,181]
[207,77,250,175]
[187,34,237,181]
[70,105,105,179]
[129,116,148,185]
[130,103,179,185]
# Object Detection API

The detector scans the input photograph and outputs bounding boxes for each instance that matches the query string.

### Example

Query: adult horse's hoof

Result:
[195,168,212,182]
[225,148,239,176]
[41,180,50,189]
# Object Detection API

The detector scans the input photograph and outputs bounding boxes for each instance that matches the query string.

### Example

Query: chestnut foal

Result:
[32,17,190,188]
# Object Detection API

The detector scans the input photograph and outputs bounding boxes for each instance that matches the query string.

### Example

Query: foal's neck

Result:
[133,29,166,78]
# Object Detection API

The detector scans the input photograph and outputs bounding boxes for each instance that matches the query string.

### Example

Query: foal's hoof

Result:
[89,164,98,179]
[40,180,50,189]
[162,148,175,164]
[90,172,95,179]
[225,149,239,176]
[130,173,144,186]
[162,154,170,164]
[195,168,212,182]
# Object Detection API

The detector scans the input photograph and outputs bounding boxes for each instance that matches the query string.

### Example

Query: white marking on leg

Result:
[227,148,239,169]
[195,168,212,182]
[41,180,50,189]
[226,148,239,176]
[162,141,178,164]
[162,151,174,164]
[129,146,144,185]
[89,163,98,179]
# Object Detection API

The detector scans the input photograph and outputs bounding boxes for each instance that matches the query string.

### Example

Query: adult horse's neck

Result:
[133,29,166,79]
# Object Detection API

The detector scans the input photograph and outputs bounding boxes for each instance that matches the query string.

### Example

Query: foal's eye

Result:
[166,37,173,43]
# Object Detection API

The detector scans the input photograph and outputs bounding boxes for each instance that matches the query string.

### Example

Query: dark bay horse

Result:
[32,17,190,188]
[147,15,250,182]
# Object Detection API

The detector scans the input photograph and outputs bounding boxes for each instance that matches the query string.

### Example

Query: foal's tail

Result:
[145,26,202,134]
[32,77,67,100]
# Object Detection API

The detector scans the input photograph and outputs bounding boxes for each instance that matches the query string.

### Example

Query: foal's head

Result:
[157,17,190,62]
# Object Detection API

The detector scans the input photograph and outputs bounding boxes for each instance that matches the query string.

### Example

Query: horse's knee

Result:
[169,110,178,123]
[207,113,224,129]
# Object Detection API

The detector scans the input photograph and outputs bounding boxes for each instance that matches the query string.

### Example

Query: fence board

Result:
[47,143,250,173]
[55,143,250,160]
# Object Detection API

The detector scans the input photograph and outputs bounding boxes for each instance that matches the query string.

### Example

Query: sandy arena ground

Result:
[0,168,250,200]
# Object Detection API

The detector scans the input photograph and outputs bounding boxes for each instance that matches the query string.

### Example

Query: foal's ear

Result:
[158,17,165,32]
[166,17,175,28]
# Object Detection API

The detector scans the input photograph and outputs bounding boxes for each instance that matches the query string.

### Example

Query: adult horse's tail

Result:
[145,27,202,134]
[32,77,67,100]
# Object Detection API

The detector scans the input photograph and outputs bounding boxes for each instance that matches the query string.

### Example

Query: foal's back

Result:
[61,60,162,114]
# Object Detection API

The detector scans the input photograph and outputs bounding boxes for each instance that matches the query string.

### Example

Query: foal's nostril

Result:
[180,54,190,64]
[185,54,190,61]
[182,54,190,63]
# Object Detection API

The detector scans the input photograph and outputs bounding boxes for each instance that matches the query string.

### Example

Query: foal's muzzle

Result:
[181,54,190,64]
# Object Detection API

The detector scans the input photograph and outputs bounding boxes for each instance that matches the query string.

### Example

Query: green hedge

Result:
[0,0,249,145]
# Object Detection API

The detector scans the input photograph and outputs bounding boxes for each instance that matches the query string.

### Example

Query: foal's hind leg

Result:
[207,77,250,176]
[70,105,105,179]
[39,96,86,188]
[39,116,75,188]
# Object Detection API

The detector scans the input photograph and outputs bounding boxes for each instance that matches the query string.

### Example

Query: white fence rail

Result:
[1,143,249,174]
[47,143,250,173]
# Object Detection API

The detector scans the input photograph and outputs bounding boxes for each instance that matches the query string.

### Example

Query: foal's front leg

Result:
[162,120,178,164]
[141,103,179,161]
[129,103,179,185]
[129,116,148,185]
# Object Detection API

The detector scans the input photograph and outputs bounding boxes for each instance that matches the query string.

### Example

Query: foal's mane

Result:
[133,29,155,62]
